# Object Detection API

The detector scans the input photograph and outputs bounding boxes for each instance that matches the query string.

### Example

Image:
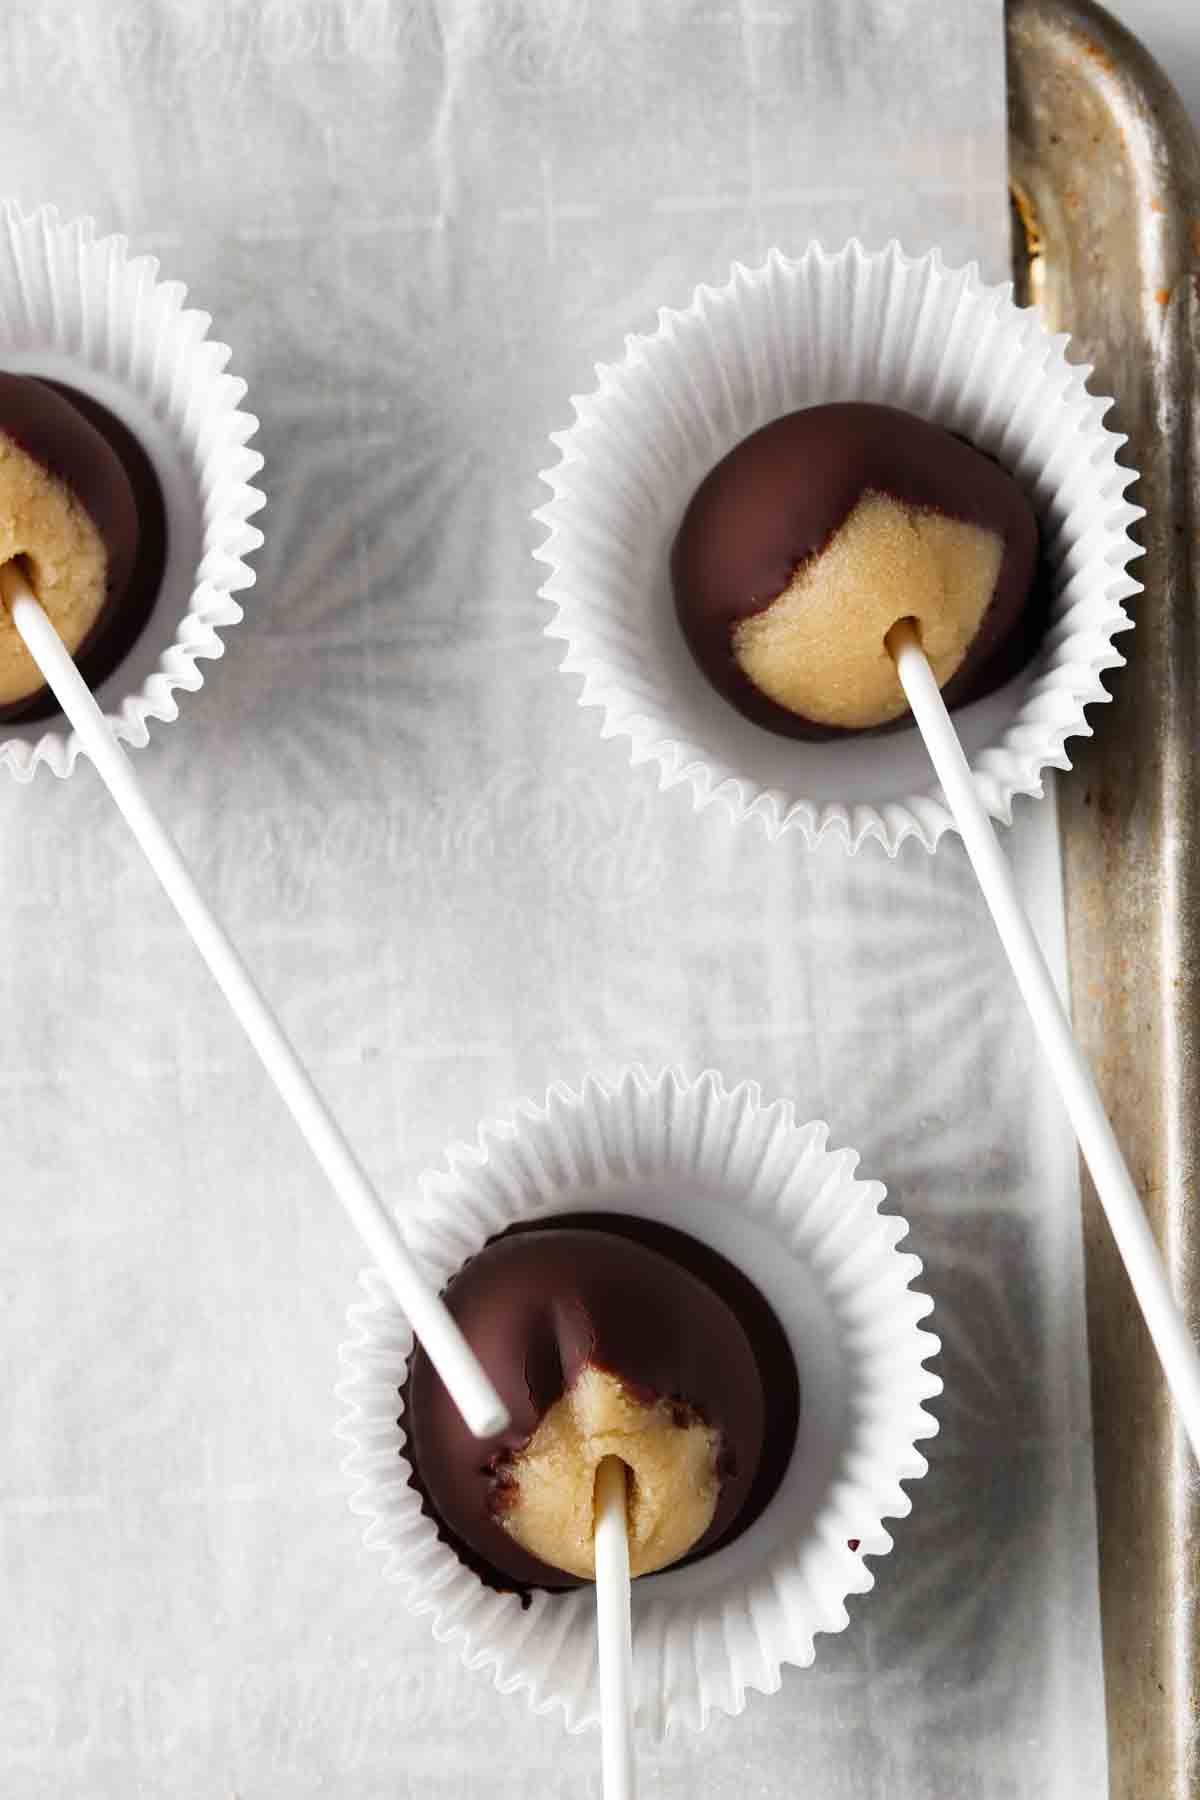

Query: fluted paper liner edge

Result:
[0,200,263,780]
[335,1066,941,1738]
[533,242,1141,855]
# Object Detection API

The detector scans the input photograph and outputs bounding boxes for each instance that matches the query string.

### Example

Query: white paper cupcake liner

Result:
[335,1065,940,1737]
[0,200,264,780]
[533,241,1142,854]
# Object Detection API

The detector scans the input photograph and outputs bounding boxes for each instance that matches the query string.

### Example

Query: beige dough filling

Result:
[0,430,109,706]
[498,1366,720,1580]
[732,490,1004,730]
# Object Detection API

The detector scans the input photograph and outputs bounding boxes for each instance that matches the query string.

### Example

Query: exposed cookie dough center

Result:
[731,489,1005,730]
[0,432,109,707]
[495,1365,720,1580]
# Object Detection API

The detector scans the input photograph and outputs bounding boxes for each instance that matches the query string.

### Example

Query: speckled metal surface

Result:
[1008,2,1200,1794]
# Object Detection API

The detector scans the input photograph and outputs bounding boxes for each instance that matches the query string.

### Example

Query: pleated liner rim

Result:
[532,241,1142,855]
[0,198,264,781]
[335,1065,942,1738]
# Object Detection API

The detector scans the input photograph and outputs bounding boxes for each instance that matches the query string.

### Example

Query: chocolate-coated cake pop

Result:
[404,1216,800,1593]
[0,374,166,724]
[671,402,1043,739]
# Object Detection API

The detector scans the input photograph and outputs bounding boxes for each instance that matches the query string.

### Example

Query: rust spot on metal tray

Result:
[1154,286,1172,306]
[1010,184,1043,267]
[1008,184,1043,311]
[1072,28,1116,72]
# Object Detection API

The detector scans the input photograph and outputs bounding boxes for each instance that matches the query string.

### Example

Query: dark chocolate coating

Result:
[404,1216,799,1596]
[0,375,166,724]
[670,401,1044,740]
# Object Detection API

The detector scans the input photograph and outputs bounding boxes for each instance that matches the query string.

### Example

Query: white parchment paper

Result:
[0,3,1106,1795]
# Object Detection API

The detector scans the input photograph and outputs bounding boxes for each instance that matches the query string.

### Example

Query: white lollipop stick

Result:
[2,562,507,1440]
[594,1456,636,1800]
[887,617,1200,1464]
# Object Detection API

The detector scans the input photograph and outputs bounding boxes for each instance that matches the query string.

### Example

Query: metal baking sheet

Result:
[1008,1,1200,1794]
